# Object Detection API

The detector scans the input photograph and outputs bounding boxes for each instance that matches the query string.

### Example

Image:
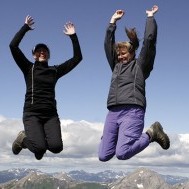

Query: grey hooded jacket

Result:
[104,17,157,110]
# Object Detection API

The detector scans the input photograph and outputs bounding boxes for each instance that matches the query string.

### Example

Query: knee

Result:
[34,144,47,155]
[98,153,114,162]
[35,153,44,160]
[99,156,108,162]
[116,149,131,160]
[48,141,63,154]
[33,144,46,160]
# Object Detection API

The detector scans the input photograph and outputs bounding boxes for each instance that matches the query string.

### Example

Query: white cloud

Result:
[0,115,189,176]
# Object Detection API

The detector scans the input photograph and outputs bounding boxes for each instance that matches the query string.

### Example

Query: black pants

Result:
[23,112,63,160]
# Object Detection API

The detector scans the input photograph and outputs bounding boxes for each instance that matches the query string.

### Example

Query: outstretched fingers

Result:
[63,22,75,35]
[25,15,35,29]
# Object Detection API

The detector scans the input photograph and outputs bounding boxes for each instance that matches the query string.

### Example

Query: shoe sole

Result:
[153,122,170,150]
[12,142,22,155]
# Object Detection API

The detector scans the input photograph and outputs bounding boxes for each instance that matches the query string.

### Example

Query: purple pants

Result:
[98,105,150,161]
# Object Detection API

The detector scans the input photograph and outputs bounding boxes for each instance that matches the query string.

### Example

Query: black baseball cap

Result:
[32,43,50,56]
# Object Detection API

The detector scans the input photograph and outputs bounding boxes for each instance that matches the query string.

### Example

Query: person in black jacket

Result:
[10,15,82,160]
[98,5,170,162]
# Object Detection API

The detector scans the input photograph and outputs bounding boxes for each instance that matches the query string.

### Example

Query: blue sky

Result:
[0,0,189,176]
[1,0,189,132]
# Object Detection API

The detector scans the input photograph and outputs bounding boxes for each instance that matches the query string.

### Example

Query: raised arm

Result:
[138,5,158,79]
[56,22,82,78]
[104,10,124,71]
[9,15,34,73]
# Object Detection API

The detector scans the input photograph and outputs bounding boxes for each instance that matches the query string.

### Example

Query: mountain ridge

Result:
[0,167,188,189]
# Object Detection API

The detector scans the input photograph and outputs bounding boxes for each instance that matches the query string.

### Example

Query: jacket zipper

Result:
[134,64,138,104]
[31,65,34,104]
[116,64,122,104]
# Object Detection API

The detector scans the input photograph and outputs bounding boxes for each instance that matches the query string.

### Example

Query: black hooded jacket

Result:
[9,24,82,115]
[104,17,157,110]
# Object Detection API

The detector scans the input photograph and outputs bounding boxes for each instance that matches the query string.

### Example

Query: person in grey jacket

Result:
[99,5,170,162]
[10,15,82,160]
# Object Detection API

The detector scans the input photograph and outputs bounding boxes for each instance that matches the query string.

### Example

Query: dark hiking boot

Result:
[146,122,170,150]
[12,131,26,155]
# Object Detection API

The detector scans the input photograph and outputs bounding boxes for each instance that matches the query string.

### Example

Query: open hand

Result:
[25,15,35,29]
[146,5,159,17]
[110,10,125,23]
[63,22,75,35]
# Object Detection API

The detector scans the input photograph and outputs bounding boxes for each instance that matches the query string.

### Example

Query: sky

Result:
[0,0,189,177]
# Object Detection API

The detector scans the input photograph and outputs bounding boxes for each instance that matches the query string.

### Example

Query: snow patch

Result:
[137,183,144,188]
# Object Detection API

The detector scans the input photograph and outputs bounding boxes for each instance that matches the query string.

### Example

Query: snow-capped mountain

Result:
[0,171,77,189]
[0,168,41,184]
[109,168,172,189]
[108,168,189,189]
[67,169,127,183]
[163,174,189,185]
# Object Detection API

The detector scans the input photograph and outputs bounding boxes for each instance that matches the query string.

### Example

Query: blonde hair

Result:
[115,42,132,53]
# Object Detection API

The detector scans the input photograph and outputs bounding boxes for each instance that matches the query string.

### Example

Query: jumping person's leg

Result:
[115,106,149,160]
[44,115,63,154]
[23,113,47,160]
[98,110,119,162]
